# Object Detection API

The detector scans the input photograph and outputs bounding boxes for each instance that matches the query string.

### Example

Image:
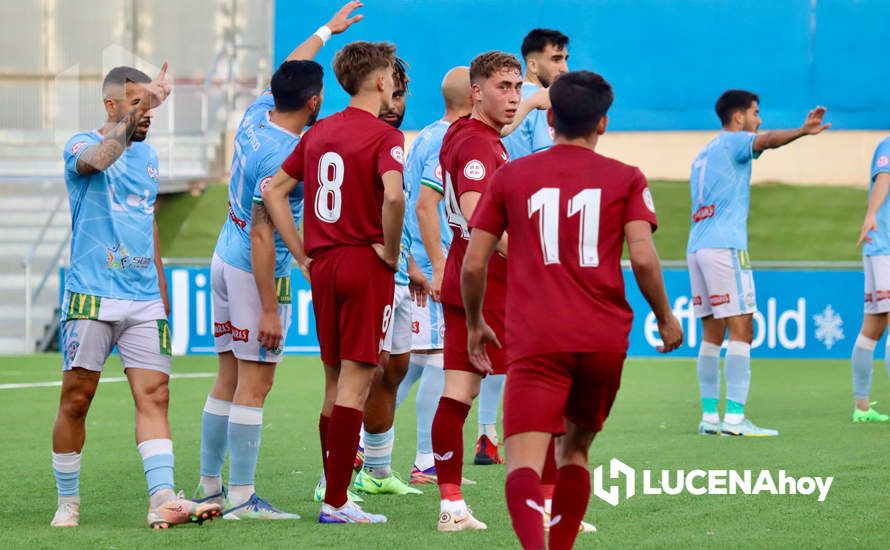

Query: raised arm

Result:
[77,64,171,175]
[626,220,682,353]
[500,87,549,137]
[859,172,890,246]
[753,106,830,153]
[284,1,364,62]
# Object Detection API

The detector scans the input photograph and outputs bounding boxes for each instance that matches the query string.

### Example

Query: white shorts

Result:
[211,253,293,363]
[59,290,171,375]
[687,248,757,319]
[410,297,445,351]
[382,284,412,355]
[864,255,890,314]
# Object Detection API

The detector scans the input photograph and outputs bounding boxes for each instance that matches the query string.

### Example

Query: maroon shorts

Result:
[309,246,395,367]
[503,352,625,438]
[442,303,506,376]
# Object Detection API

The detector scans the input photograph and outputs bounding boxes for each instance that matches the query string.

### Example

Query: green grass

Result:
[3,354,889,548]
[157,181,867,262]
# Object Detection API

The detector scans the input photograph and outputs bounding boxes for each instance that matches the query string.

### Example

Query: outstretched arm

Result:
[284,1,364,62]
[500,87,549,137]
[753,106,830,153]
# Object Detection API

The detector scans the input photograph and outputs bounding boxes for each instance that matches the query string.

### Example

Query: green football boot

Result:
[352,469,422,495]
[313,477,364,503]
[853,402,890,423]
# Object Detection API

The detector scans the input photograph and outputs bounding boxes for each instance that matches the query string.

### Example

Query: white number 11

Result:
[528,187,602,267]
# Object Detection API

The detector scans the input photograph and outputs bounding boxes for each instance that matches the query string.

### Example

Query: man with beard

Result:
[53,63,223,529]
[194,2,362,520]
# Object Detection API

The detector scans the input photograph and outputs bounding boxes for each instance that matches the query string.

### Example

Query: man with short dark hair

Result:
[264,39,405,524]
[688,90,829,437]
[430,50,522,531]
[463,70,683,549]
[196,3,361,521]
[53,62,222,529]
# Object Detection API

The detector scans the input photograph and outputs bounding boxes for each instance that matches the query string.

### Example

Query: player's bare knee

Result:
[60,389,94,419]
[135,381,170,413]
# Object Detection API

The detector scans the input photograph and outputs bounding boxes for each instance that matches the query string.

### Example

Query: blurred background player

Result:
[463,69,683,550]
[54,63,221,529]
[851,135,890,422]
[688,90,829,437]
[398,66,473,485]
[264,40,405,524]
[430,51,521,531]
[195,3,361,520]
[354,57,427,497]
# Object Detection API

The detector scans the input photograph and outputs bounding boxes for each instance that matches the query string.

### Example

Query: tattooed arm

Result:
[250,201,283,352]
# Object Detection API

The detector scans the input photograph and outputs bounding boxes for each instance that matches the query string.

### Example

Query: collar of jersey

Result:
[265,111,300,139]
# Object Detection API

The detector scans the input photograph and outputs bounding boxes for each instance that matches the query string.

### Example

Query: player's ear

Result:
[546,108,553,128]
[597,115,608,135]
[526,56,537,76]
[471,81,483,104]
[103,97,117,118]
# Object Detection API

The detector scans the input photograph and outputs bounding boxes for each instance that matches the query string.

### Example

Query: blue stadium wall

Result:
[274,0,889,131]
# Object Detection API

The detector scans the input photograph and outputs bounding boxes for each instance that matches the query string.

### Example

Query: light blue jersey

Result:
[686,131,761,253]
[502,82,552,160]
[214,90,303,277]
[863,136,890,256]
[63,132,161,300]
[405,119,451,281]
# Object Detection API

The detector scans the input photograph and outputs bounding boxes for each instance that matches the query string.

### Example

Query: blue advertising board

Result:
[161,266,865,359]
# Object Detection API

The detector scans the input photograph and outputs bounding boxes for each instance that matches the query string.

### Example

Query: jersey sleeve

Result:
[871,139,890,181]
[469,168,508,237]
[730,131,759,163]
[623,168,659,232]
[252,147,291,204]
[241,89,275,126]
[63,132,100,177]
[280,137,305,182]
[377,127,405,177]
[530,111,554,153]
[420,152,444,194]
[455,136,500,197]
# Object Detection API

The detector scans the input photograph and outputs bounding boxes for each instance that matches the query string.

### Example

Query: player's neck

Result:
[268,109,306,136]
[442,107,471,123]
[470,107,504,134]
[554,135,599,151]
[524,75,543,89]
[347,93,383,119]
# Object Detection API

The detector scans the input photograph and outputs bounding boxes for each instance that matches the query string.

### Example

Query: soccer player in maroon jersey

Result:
[262,41,405,524]
[463,71,684,549]
[430,51,522,532]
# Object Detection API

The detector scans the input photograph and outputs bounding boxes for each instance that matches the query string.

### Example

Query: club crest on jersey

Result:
[259,176,272,194]
[146,164,160,183]
[434,163,443,182]
[105,243,130,270]
[463,160,486,181]
[643,188,656,213]
[878,155,889,168]
[390,145,404,165]
[71,141,89,155]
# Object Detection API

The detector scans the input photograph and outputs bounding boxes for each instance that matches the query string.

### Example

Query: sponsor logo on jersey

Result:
[147,164,160,183]
[463,160,486,181]
[878,155,889,168]
[710,293,731,306]
[259,176,272,194]
[71,141,89,155]
[105,242,150,270]
[231,325,250,342]
[390,145,404,165]
[692,204,715,223]
[228,202,247,229]
[643,188,656,213]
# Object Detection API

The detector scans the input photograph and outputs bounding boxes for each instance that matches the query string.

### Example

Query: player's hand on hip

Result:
[801,106,830,135]
[467,320,500,375]
[258,308,282,352]
[858,214,877,246]
[327,1,364,34]
[372,243,399,272]
[655,314,684,353]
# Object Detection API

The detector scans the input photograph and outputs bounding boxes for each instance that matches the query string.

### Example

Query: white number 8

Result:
[315,152,344,223]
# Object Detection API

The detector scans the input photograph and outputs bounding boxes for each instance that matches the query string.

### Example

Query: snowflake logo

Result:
[813,305,844,350]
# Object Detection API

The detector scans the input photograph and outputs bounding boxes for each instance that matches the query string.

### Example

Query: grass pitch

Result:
[2,354,888,548]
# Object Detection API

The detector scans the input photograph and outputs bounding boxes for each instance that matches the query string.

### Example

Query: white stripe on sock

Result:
[229,404,263,425]
[204,395,232,416]
[137,438,173,459]
[425,354,444,369]
[699,341,722,357]
[52,451,81,473]
[726,340,751,357]
[856,333,878,351]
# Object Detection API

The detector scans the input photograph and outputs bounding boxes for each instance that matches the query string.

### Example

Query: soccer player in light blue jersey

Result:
[688,90,829,437]
[52,64,222,529]
[353,58,427,497]
[850,136,890,423]
[397,66,473,485]
[195,2,363,520]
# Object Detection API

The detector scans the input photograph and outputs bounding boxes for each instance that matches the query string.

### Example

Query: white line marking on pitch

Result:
[0,372,216,390]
